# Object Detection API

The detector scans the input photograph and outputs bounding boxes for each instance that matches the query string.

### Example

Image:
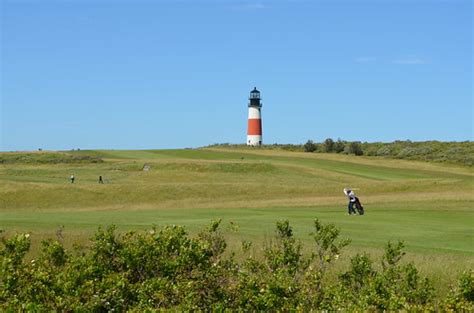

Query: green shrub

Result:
[397,147,434,158]
[303,140,317,152]
[208,140,474,165]
[0,221,470,311]
[443,270,474,311]
[323,138,335,152]
[349,142,364,155]
[377,146,393,156]
[334,138,345,153]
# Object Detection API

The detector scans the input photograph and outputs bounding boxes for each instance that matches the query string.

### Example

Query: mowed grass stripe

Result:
[1,201,472,255]
[207,148,474,179]
[72,148,472,181]
[162,148,470,180]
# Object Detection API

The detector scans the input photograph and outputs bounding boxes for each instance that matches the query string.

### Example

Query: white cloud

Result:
[229,3,267,11]
[392,56,425,64]
[355,57,376,63]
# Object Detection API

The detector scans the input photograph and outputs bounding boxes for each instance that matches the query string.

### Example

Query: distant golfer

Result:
[343,188,357,215]
[70,175,75,184]
[344,188,364,215]
[98,176,103,184]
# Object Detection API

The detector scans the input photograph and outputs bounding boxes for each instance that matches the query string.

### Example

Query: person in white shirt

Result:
[344,188,357,215]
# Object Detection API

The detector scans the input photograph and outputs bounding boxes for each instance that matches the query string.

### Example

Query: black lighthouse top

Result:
[249,87,262,107]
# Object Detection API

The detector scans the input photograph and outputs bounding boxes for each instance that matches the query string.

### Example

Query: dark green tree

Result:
[304,140,317,152]
[334,138,345,153]
[349,142,364,155]
[323,138,335,152]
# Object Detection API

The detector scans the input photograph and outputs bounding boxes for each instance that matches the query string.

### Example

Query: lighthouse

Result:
[247,87,263,146]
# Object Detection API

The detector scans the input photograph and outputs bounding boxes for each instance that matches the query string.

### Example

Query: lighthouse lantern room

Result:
[247,87,263,146]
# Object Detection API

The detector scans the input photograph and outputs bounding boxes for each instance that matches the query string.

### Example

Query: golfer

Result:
[343,188,357,215]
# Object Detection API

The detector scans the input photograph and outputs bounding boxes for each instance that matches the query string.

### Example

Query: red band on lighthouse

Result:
[247,119,262,135]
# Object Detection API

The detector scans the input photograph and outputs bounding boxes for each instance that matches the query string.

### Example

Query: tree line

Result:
[210,140,473,166]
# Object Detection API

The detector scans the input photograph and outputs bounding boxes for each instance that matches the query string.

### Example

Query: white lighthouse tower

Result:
[247,87,263,146]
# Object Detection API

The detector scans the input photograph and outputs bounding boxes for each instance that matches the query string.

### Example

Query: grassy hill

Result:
[0,147,473,293]
[209,140,474,166]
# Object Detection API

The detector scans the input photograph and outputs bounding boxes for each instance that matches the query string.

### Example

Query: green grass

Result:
[1,203,472,254]
[0,147,473,293]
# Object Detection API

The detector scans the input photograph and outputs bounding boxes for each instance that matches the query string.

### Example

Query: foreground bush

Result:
[1,220,472,311]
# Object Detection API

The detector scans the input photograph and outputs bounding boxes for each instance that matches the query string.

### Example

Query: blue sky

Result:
[1,0,472,151]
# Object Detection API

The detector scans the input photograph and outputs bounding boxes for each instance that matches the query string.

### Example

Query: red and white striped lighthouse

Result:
[247,87,263,146]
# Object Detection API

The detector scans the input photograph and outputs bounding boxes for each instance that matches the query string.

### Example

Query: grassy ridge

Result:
[209,140,474,166]
[0,151,103,164]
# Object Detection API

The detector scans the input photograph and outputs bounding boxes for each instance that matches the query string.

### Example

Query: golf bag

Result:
[354,197,364,215]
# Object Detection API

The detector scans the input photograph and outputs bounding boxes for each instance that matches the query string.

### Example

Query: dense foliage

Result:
[1,220,472,311]
[209,140,474,166]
